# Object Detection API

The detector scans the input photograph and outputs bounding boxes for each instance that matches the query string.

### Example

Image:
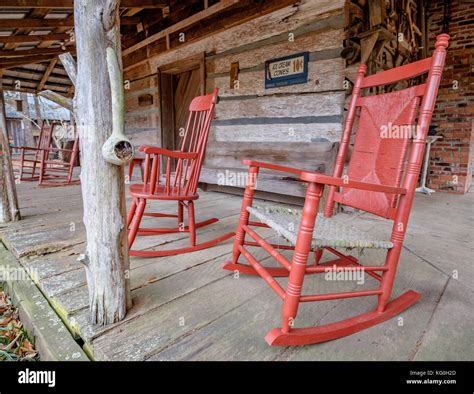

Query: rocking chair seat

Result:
[248,204,393,250]
[129,183,199,200]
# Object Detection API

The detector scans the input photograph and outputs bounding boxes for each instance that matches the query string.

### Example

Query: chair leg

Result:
[67,164,74,185]
[128,198,147,248]
[128,161,135,182]
[281,182,323,333]
[229,166,259,266]
[178,201,184,225]
[313,248,324,266]
[19,151,25,180]
[377,244,403,313]
[188,201,196,246]
[127,198,138,227]
[38,159,44,185]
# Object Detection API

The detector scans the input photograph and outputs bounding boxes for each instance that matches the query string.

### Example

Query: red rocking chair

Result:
[38,128,80,187]
[12,122,54,182]
[224,34,449,346]
[127,88,234,257]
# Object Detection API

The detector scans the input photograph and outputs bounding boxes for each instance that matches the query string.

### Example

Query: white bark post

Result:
[38,90,73,111]
[74,0,131,325]
[0,76,21,223]
[59,53,77,87]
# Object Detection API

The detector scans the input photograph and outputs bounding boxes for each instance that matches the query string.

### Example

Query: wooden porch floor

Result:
[1,178,473,361]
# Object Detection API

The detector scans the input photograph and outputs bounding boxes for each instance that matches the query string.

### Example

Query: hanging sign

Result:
[265,52,309,89]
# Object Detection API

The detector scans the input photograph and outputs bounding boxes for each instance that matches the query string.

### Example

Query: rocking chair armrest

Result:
[140,146,198,160]
[299,171,407,195]
[43,147,75,153]
[242,160,303,176]
[17,146,42,151]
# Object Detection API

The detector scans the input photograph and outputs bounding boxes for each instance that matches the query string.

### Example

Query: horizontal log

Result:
[211,122,342,143]
[1,74,70,89]
[0,17,139,28]
[204,9,345,63]
[0,33,71,44]
[214,92,345,120]
[2,69,70,85]
[200,167,311,197]
[204,141,337,170]
[0,55,54,68]
[0,47,74,57]
[210,58,345,97]
[0,0,167,8]
[207,29,344,74]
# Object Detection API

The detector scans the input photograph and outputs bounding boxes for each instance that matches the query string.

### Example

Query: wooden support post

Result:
[58,52,77,86]
[0,75,21,223]
[38,90,73,110]
[34,94,43,122]
[74,0,131,325]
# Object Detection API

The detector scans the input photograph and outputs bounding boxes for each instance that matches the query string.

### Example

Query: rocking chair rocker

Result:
[224,34,449,346]
[127,88,234,257]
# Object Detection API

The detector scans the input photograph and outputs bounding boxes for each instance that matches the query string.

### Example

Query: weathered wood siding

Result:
[123,0,346,197]
[123,62,160,148]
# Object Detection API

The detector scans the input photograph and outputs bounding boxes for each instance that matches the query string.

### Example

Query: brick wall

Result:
[426,0,473,193]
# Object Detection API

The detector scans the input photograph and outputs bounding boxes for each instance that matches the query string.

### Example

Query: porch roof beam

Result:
[0,16,140,28]
[0,47,75,57]
[0,55,53,68]
[0,0,167,8]
[0,33,71,44]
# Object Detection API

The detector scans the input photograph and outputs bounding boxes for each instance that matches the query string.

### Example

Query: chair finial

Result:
[435,34,450,49]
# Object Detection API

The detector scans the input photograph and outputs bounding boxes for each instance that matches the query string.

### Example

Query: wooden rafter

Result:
[122,0,241,56]
[0,55,53,68]
[0,33,71,44]
[3,69,70,85]
[0,16,140,28]
[0,17,74,28]
[0,0,167,8]
[0,47,75,57]
[37,57,58,90]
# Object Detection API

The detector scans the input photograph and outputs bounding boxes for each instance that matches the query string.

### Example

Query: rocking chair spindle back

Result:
[127,88,234,258]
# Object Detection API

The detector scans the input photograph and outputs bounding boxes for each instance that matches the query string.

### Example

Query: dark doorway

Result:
[159,54,205,156]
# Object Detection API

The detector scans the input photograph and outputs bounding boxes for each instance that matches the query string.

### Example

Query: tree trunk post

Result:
[0,76,21,223]
[74,0,131,325]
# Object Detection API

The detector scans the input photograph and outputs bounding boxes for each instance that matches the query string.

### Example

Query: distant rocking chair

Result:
[127,88,234,257]
[12,121,54,182]
[224,34,449,346]
[38,129,80,187]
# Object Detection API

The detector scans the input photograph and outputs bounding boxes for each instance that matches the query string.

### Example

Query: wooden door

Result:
[172,68,201,150]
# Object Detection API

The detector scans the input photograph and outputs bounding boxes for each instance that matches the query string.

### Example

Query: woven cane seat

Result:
[248,204,393,250]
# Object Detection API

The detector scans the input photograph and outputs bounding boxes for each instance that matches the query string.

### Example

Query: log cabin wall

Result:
[123,0,346,199]
[123,64,160,149]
